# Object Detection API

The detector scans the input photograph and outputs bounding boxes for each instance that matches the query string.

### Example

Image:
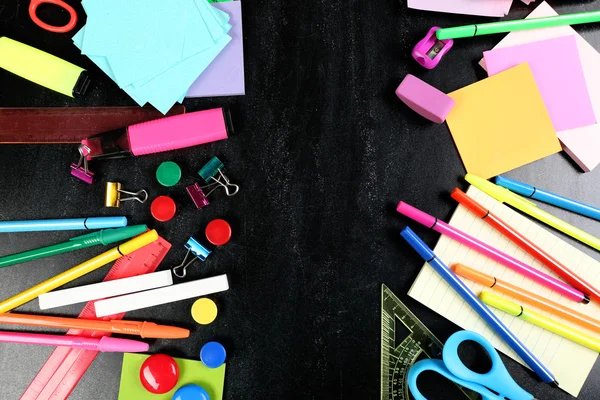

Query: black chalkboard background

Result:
[1,1,600,399]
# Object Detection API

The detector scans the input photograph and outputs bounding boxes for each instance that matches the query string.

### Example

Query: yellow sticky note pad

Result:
[446,63,561,179]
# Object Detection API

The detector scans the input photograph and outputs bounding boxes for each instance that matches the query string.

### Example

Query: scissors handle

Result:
[29,0,78,33]
[408,359,504,400]
[443,330,533,400]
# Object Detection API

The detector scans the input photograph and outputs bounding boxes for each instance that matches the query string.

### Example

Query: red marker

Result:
[451,188,599,303]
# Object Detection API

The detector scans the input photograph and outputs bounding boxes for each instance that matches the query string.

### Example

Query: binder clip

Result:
[105,182,149,208]
[412,26,453,69]
[172,237,211,278]
[70,144,95,184]
[186,157,239,209]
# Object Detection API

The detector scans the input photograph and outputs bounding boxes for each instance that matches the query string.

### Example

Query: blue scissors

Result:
[408,330,537,400]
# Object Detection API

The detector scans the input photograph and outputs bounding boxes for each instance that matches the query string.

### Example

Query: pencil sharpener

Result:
[412,26,454,70]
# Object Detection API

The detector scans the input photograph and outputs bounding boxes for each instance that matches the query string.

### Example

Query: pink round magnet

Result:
[139,354,180,394]
[395,74,455,124]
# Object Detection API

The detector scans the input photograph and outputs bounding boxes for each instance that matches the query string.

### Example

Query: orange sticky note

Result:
[446,63,561,179]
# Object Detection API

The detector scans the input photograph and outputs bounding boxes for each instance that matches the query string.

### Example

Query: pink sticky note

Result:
[407,0,512,17]
[484,36,596,132]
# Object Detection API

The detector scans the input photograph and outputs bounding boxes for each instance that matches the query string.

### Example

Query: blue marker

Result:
[400,226,557,385]
[496,176,600,221]
[0,217,127,233]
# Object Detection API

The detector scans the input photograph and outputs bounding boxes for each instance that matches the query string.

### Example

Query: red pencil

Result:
[451,188,599,304]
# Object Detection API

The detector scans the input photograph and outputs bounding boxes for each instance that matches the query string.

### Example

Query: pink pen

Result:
[397,201,588,303]
[81,107,231,160]
[0,331,149,353]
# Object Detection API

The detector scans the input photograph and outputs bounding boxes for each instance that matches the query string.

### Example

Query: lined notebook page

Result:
[408,186,600,397]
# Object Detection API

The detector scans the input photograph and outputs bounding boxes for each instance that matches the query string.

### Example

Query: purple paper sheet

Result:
[186,1,245,97]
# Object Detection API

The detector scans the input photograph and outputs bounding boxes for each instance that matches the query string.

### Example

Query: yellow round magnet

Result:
[191,298,218,325]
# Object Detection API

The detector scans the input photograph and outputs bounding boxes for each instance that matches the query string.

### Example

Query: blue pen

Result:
[496,176,600,221]
[400,226,557,385]
[0,217,127,233]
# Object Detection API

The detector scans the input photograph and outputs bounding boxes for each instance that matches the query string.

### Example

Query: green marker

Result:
[436,10,600,40]
[0,36,90,98]
[0,225,148,268]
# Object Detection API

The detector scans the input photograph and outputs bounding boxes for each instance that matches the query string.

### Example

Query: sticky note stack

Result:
[73,0,232,114]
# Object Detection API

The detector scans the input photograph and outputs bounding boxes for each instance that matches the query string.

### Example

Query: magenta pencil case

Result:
[83,107,232,160]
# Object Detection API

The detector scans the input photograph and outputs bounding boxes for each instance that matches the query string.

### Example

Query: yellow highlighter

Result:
[0,230,158,314]
[466,174,600,252]
[480,291,600,353]
[0,36,90,98]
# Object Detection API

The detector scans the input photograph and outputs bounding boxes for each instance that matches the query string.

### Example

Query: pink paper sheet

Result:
[479,2,600,172]
[484,36,595,132]
[407,0,512,17]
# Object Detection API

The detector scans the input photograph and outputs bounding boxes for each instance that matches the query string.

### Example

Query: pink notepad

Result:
[483,36,595,132]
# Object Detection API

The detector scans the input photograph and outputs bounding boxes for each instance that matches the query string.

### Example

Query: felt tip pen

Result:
[436,10,600,40]
[495,176,600,222]
[453,263,600,335]
[0,313,189,339]
[82,108,232,160]
[0,225,148,268]
[451,188,599,303]
[0,230,158,314]
[466,174,600,253]
[396,201,586,303]
[0,331,148,353]
[480,291,600,353]
[0,216,127,233]
[400,227,557,385]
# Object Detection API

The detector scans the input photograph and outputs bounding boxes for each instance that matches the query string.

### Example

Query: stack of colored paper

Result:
[72,0,232,114]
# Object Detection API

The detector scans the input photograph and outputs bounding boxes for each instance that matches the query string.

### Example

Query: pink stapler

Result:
[412,26,453,69]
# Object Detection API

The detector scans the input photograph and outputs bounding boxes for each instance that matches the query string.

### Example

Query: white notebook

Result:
[408,186,600,397]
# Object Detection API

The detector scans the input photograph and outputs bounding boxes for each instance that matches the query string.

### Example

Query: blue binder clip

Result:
[172,237,211,278]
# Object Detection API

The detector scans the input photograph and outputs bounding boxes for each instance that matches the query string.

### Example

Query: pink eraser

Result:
[395,74,455,123]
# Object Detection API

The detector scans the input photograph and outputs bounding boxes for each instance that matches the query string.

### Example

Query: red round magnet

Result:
[205,219,231,246]
[139,354,179,394]
[151,196,176,222]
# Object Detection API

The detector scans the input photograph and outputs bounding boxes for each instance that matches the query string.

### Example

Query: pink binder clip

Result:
[186,183,210,209]
[412,26,453,70]
[70,144,94,184]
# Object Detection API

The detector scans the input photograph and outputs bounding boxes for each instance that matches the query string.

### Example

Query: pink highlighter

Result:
[0,331,148,352]
[397,201,587,303]
[82,107,231,160]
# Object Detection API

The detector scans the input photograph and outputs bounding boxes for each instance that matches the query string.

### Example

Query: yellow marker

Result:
[191,298,218,325]
[466,174,600,252]
[480,291,600,353]
[0,230,158,314]
[0,37,89,98]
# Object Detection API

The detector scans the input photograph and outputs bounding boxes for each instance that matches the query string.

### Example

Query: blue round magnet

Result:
[172,384,209,400]
[200,341,226,369]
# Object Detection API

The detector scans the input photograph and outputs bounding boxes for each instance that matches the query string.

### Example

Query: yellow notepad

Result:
[408,186,600,397]
[446,63,561,179]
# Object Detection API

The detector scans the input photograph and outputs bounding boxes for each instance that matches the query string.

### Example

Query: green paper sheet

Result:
[118,353,225,400]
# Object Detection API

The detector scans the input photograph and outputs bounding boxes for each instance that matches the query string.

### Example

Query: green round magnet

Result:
[156,162,182,187]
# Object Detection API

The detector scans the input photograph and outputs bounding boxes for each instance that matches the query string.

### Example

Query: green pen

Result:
[436,10,600,40]
[0,225,148,268]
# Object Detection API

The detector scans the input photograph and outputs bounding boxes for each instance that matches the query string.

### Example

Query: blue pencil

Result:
[400,226,557,385]
[0,217,127,233]
[496,176,600,222]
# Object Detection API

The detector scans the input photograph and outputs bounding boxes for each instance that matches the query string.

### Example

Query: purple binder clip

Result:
[412,26,453,70]
[70,145,94,184]
[186,183,210,209]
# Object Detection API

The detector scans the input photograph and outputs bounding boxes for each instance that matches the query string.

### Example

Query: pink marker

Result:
[81,107,231,160]
[397,201,587,303]
[0,331,149,353]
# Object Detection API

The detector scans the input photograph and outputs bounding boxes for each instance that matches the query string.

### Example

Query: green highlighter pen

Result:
[0,36,90,98]
[0,225,148,268]
[436,10,600,40]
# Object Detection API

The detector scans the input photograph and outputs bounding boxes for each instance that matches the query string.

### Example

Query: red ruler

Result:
[20,237,172,400]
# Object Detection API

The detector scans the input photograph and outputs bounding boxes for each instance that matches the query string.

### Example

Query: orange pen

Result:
[452,187,600,303]
[0,313,189,339]
[453,263,600,335]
